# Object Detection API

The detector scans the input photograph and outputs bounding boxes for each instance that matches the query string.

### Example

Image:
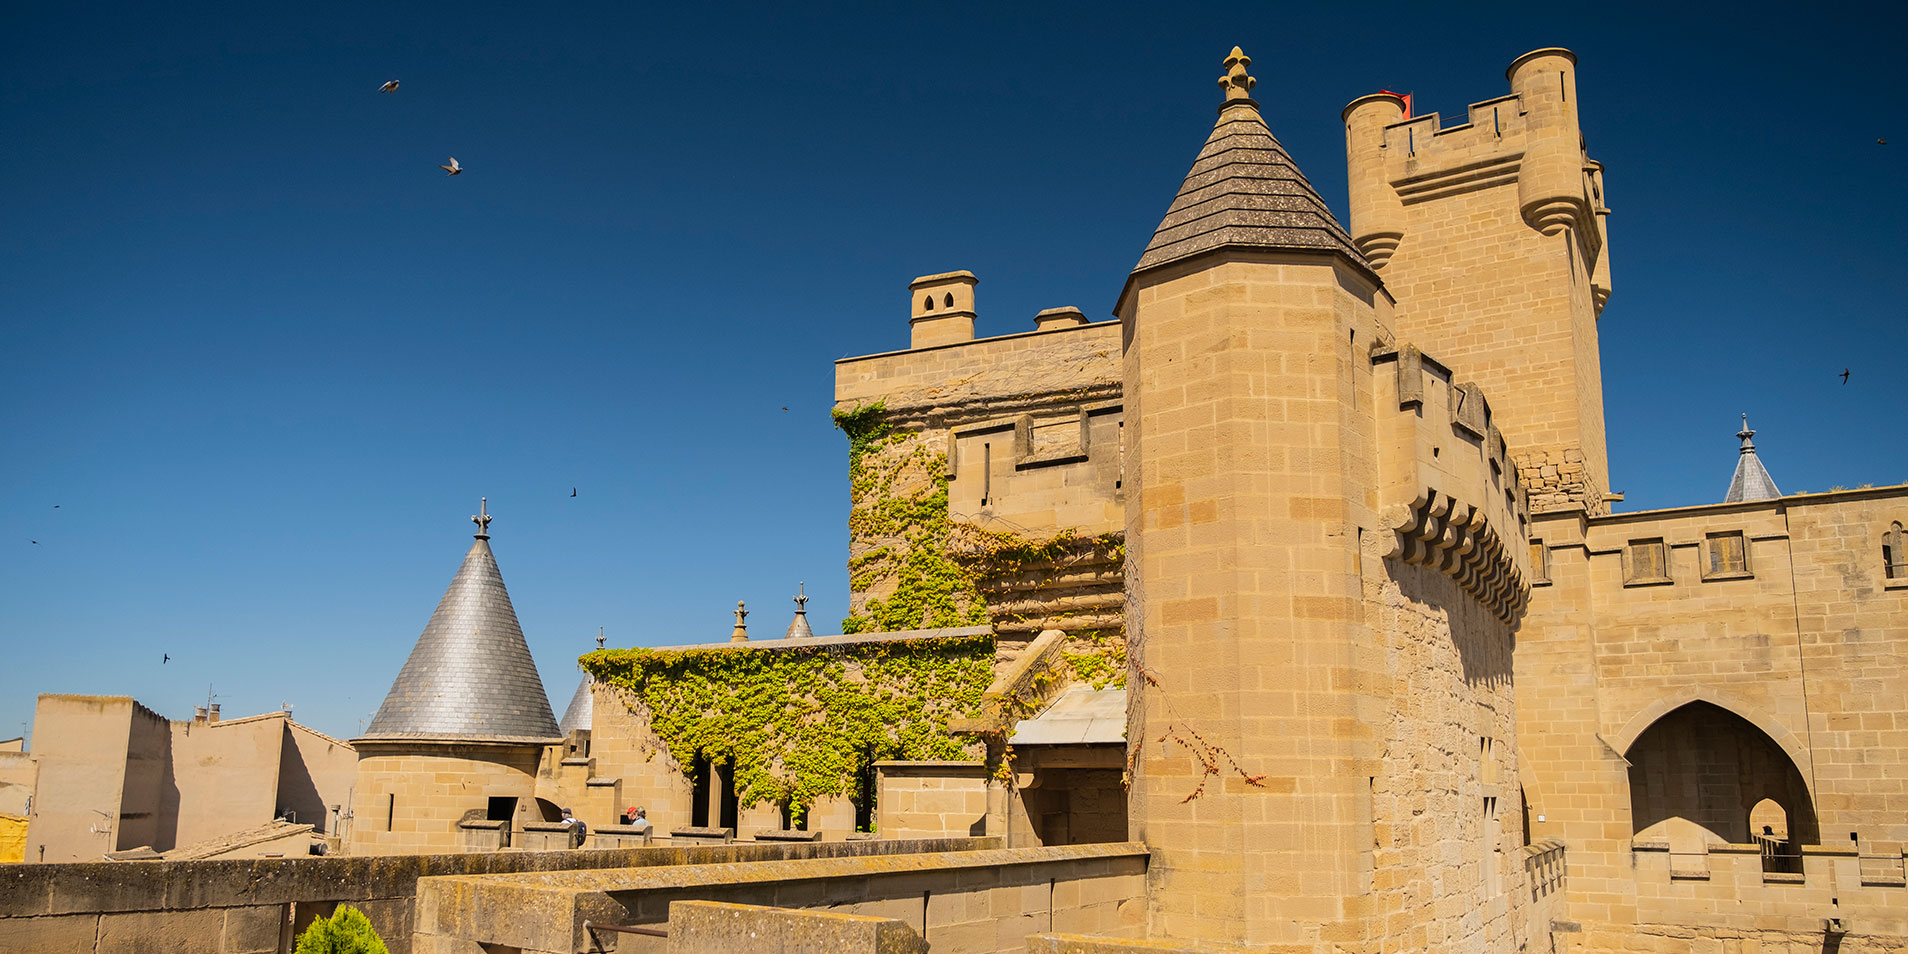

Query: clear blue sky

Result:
[4,2,1904,743]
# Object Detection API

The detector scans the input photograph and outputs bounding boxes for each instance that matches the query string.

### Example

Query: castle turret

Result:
[349,500,560,855]
[1508,48,1585,236]
[1117,46,1394,949]
[1341,48,1611,515]
[1341,92,1408,268]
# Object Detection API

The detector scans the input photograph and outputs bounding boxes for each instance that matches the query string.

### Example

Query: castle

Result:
[4,43,1903,954]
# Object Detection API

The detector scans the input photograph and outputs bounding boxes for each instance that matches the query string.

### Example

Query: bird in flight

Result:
[1840,368,1850,384]
[163,654,170,664]
[52,505,60,509]
[440,157,462,176]
[380,80,400,93]
[782,406,789,412]
[29,540,39,545]
[1880,138,1889,146]
[571,487,578,498]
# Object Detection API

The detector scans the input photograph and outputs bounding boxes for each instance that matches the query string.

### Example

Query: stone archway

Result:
[1624,701,1818,845]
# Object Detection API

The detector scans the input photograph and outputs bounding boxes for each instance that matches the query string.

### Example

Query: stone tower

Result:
[1119,48,1534,952]
[1344,49,1612,514]
[348,500,561,855]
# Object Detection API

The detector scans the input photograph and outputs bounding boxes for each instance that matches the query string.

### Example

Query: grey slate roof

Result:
[557,672,593,734]
[360,536,560,743]
[1724,416,1782,503]
[1132,101,1367,275]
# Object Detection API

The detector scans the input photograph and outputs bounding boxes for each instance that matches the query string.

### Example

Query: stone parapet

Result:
[1372,343,1533,623]
[0,836,999,954]
[414,841,1147,954]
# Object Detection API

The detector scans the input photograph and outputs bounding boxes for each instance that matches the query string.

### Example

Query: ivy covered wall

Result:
[579,634,993,817]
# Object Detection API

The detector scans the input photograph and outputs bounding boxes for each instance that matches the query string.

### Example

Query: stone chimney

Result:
[908,271,978,348]
[1033,306,1088,331]
[207,704,221,724]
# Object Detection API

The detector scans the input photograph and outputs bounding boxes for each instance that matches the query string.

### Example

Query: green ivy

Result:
[837,414,988,634]
[581,634,994,817]
[1060,629,1128,690]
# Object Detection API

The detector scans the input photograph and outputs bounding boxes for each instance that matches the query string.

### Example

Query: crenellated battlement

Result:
[1371,343,1533,624]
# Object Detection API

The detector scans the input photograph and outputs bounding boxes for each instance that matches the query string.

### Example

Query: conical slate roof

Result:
[557,672,593,734]
[360,510,559,743]
[1725,416,1782,503]
[1132,48,1367,275]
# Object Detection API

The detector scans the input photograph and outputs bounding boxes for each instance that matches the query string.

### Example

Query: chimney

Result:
[908,271,978,348]
[208,704,221,724]
[1033,306,1088,331]
[193,706,207,725]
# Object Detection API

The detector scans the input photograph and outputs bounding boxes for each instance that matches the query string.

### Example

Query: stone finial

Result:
[1218,46,1257,102]
[471,497,492,540]
[596,626,605,650]
[730,601,749,643]
[786,583,815,639]
[1737,413,1756,451]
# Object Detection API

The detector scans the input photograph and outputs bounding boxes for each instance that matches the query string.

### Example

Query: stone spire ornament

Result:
[596,626,606,650]
[785,582,815,639]
[471,497,492,540]
[1218,46,1258,108]
[730,601,749,643]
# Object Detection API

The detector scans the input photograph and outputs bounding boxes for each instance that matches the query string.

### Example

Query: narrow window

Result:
[981,443,991,506]
[1706,531,1748,578]
[944,292,954,308]
[1885,522,1906,580]
[1115,421,1124,490]
[1625,538,1668,584]
[1529,539,1550,585]
[922,295,933,312]
[386,793,395,831]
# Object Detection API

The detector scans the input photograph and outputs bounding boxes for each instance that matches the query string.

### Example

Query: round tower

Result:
[348,500,562,855]
[1342,92,1409,268]
[1507,48,1584,235]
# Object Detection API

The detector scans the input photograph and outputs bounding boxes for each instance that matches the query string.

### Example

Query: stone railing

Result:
[1632,842,1908,936]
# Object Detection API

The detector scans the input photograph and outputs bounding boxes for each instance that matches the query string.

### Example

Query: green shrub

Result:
[294,905,389,954]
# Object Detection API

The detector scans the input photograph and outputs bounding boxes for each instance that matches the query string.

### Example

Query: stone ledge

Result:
[425,841,1148,893]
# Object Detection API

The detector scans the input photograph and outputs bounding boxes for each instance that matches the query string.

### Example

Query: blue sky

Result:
[4,1,1904,742]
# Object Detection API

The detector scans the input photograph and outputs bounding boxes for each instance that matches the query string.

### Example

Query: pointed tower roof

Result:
[360,500,560,744]
[1724,415,1782,503]
[1130,47,1368,277]
[557,629,605,735]
[785,583,815,639]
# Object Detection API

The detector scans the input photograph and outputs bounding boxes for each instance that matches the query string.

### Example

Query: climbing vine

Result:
[836,404,988,634]
[581,634,994,818]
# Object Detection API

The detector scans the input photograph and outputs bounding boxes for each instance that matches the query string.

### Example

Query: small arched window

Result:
[922,295,933,312]
[1885,522,1906,580]
[944,292,954,308]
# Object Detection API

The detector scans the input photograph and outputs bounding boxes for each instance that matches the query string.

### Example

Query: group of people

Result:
[556,805,650,849]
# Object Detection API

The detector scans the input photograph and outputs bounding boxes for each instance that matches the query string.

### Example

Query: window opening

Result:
[1707,531,1748,577]
[1625,538,1668,584]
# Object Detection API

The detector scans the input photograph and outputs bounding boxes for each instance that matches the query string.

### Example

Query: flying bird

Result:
[1841,368,1850,384]
[52,505,60,509]
[29,540,39,545]
[571,488,577,498]
[163,654,170,664]
[439,157,462,176]
[380,80,400,93]
[782,406,789,412]
[1880,138,1889,146]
